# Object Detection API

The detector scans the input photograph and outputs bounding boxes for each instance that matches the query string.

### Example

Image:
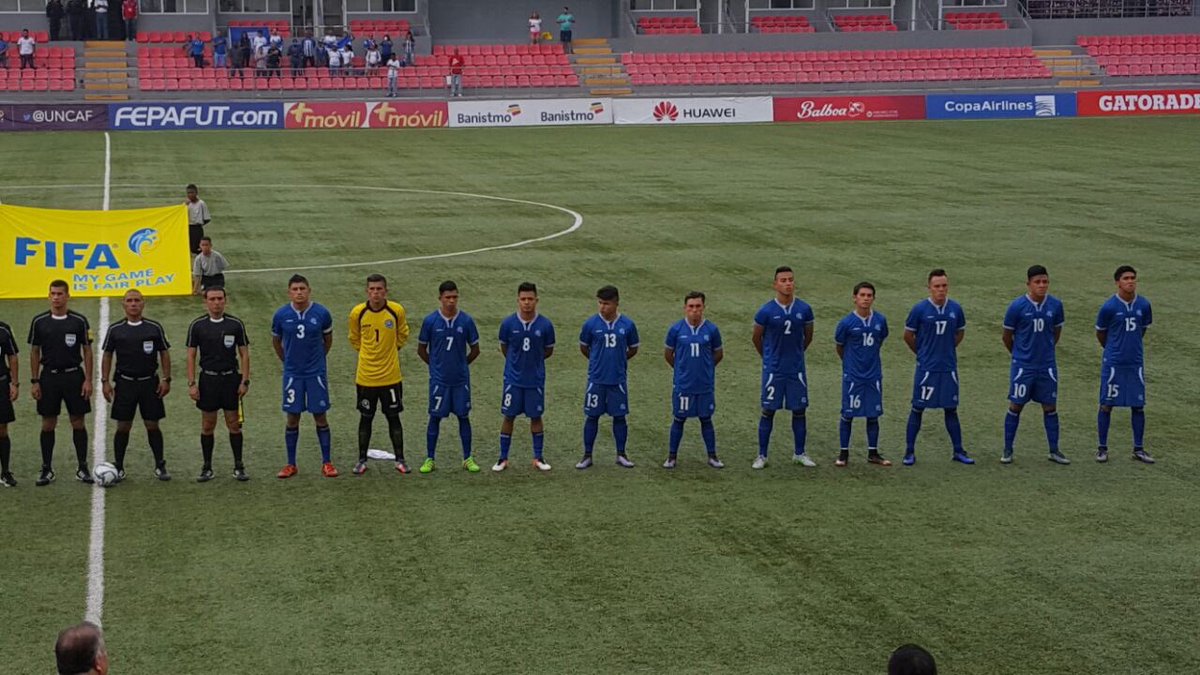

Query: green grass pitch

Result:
[1,118,1199,674]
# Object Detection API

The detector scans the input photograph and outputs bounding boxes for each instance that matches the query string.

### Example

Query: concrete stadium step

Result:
[1058,79,1101,87]
[85,60,128,69]
[574,47,613,56]
[1034,49,1074,58]
[581,66,623,76]
[573,37,608,47]
[589,87,633,96]
[84,40,125,49]
[84,93,129,101]
[85,82,129,90]
[575,57,617,65]
[584,77,630,87]
[84,71,127,80]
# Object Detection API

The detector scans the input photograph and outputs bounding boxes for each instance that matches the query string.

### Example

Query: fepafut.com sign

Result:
[1077,89,1200,116]
[283,101,448,129]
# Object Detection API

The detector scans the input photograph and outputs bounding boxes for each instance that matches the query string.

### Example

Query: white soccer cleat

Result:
[532,458,552,472]
[793,453,817,467]
[751,455,768,470]
[492,459,508,472]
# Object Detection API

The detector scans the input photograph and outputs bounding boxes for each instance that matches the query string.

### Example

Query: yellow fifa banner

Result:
[0,203,191,299]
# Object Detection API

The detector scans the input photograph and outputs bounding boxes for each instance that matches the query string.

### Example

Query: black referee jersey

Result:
[0,321,18,380]
[103,319,170,377]
[28,311,92,370]
[186,314,249,374]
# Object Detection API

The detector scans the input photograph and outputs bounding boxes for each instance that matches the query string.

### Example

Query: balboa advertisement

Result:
[773,96,926,123]
[1077,89,1200,116]
[449,98,613,128]
[613,97,773,125]
[0,104,108,132]
[283,101,449,129]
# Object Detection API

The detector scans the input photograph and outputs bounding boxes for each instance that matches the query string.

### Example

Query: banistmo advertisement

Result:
[109,103,284,130]
[613,97,774,125]
[449,99,613,128]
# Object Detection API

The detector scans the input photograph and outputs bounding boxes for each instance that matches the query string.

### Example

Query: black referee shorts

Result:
[197,372,241,413]
[200,274,226,291]
[111,376,166,422]
[38,370,91,418]
[0,378,14,425]
[357,382,403,418]
[189,224,205,254]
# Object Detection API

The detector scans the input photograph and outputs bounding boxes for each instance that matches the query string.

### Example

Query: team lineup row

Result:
[0,264,1154,488]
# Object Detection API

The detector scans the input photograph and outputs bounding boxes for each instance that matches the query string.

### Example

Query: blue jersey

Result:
[417,310,479,386]
[499,313,555,388]
[1003,294,1064,369]
[579,314,640,386]
[835,311,888,381]
[665,319,723,394]
[754,299,814,375]
[271,302,333,377]
[1096,294,1152,367]
[904,298,966,372]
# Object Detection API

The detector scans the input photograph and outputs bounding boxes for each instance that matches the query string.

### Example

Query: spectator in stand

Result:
[288,38,303,76]
[93,0,108,40]
[46,0,66,42]
[212,31,227,69]
[556,6,575,54]
[269,28,283,49]
[17,29,35,70]
[192,237,228,296]
[254,40,268,75]
[403,29,415,66]
[251,29,267,55]
[66,0,86,41]
[0,36,7,69]
[266,43,282,78]
[185,184,211,255]
[529,11,542,45]
[327,46,341,76]
[380,34,393,64]
[84,0,95,39]
[336,31,353,51]
[187,33,205,68]
[233,32,251,78]
[121,0,136,40]
[888,645,937,675]
[363,35,376,54]
[322,32,336,52]
[55,622,109,675]
[339,42,354,75]
[365,41,381,73]
[448,47,464,97]
[302,31,317,69]
[386,52,401,96]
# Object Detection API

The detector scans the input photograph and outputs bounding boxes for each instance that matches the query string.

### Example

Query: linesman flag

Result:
[0,203,192,299]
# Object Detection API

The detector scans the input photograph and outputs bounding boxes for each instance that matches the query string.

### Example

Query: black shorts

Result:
[189,224,205,254]
[200,274,225,291]
[197,372,241,412]
[0,378,14,425]
[357,382,403,417]
[111,376,166,422]
[38,370,91,418]
[560,29,572,43]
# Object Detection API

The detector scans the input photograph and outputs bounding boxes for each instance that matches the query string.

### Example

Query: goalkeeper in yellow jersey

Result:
[348,274,410,475]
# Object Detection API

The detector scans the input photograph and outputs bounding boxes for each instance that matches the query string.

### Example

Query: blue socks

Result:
[458,416,472,459]
[285,427,299,465]
[839,416,852,450]
[944,409,963,454]
[426,416,440,459]
[532,431,544,460]
[430,416,472,459]
[757,412,774,457]
[1044,411,1060,452]
[1131,407,1145,448]
[668,418,685,457]
[613,416,628,456]
[905,409,922,453]
[316,425,331,464]
[1004,410,1020,451]
[583,415,599,455]
[498,433,512,461]
[866,417,880,450]
[700,417,717,456]
[1097,408,1112,447]
[791,412,806,456]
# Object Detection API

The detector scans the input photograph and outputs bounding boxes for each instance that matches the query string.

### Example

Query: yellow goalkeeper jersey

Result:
[348,300,410,386]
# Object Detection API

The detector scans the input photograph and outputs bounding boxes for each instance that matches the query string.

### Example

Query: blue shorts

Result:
[841,377,883,418]
[282,374,330,415]
[429,382,471,418]
[673,390,715,419]
[584,381,628,417]
[1099,365,1145,407]
[911,370,960,410]
[1009,365,1058,405]
[560,30,572,43]
[761,371,808,411]
[501,384,544,419]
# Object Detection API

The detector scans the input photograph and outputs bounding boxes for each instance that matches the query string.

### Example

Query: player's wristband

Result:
[30,378,39,385]
[163,377,172,383]
[241,380,251,386]
[188,381,196,387]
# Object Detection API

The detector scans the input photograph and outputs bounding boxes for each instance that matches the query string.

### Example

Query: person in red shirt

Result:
[121,0,137,41]
[448,48,464,98]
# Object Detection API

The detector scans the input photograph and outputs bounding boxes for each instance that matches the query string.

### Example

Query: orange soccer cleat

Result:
[277,464,299,479]
[322,463,339,478]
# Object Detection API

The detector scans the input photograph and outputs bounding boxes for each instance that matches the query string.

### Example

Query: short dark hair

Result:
[888,644,937,675]
[203,286,226,299]
[366,274,387,288]
[49,279,69,292]
[1027,265,1049,280]
[774,265,793,279]
[438,280,458,296]
[517,281,538,296]
[288,274,309,288]
[1114,265,1137,281]
[853,281,876,296]
[56,622,104,675]
[927,268,947,282]
[684,291,706,304]
[186,183,198,191]
[596,285,619,302]
[200,236,212,244]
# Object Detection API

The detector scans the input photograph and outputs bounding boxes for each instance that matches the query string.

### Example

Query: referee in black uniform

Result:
[28,280,94,486]
[186,286,251,482]
[0,318,20,487]
[100,290,172,482]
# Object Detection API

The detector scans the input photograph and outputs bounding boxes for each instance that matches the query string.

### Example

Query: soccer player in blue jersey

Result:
[902,269,973,466]
[271,275,337,478]
[663,291,724,469]
[417,281,481,474]
[1002,265,1069,465]
[834,282,891,467]
[1095,265,1154,464]
[577,285,639,469]
[752,266,817,469]
[496,282,556,472]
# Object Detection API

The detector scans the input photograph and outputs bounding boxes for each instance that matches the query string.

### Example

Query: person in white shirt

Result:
[17,29,35,70]
[529,12,542,45]
[365,44,380,72]
[327,47,341,76]
[93,0,109,40]
[386,54,401,96]
[338,45,353,75]
[251,30,266,52]
[269,29,282,48]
